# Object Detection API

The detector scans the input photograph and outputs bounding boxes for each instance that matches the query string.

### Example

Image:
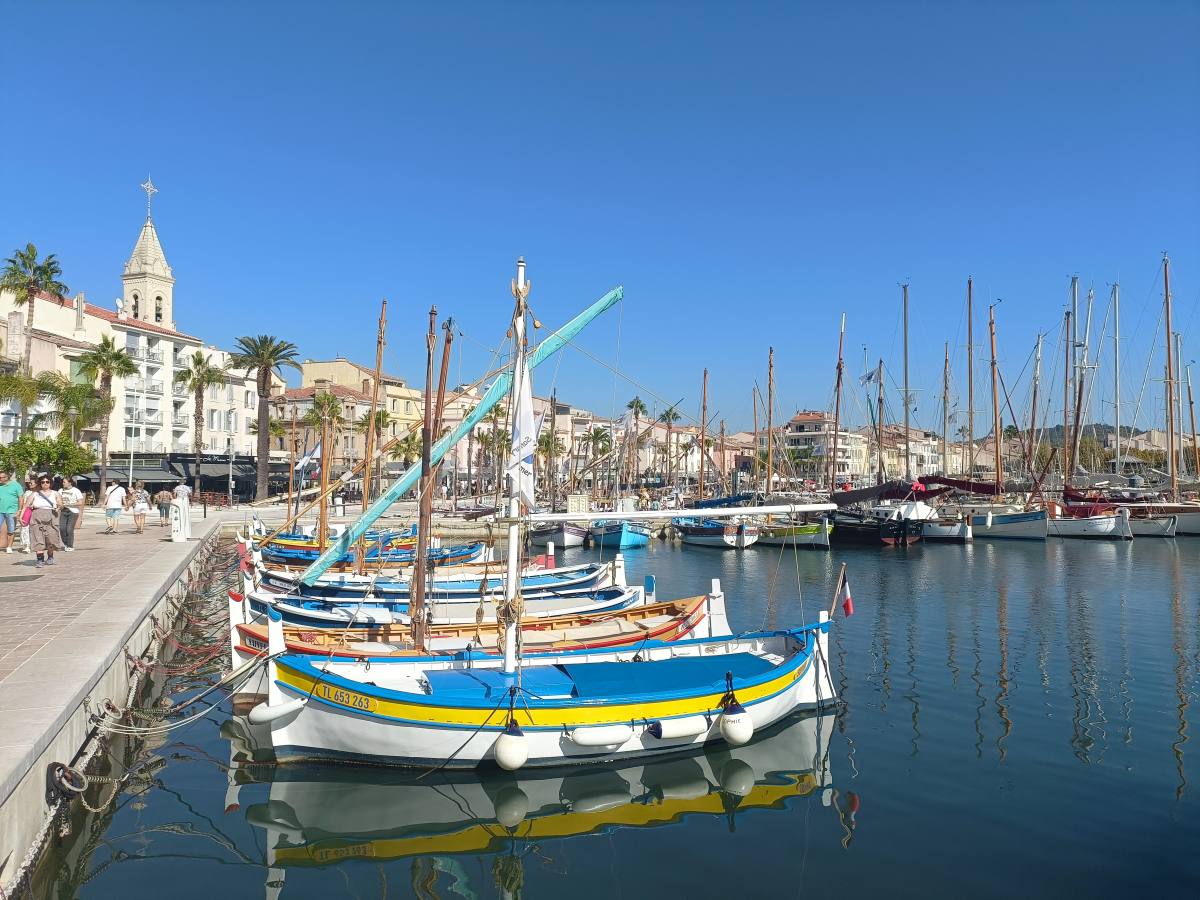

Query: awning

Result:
[89,465,176,483]
[171,460,258,479]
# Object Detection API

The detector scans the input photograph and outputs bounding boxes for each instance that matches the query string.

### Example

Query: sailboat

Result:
[673,517,760,548]
[248,260,840,771]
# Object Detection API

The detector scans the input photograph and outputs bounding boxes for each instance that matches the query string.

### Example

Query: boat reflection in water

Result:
[227,710,836,897]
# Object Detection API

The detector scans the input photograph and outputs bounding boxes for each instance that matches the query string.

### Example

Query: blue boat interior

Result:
[421,652,777,703]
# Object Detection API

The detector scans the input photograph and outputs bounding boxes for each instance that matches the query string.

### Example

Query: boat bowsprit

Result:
[254,607,837,769]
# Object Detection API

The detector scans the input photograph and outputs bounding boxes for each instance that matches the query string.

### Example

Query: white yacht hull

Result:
[1048,514,1133,540]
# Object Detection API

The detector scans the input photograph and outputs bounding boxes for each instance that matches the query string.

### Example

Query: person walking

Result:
[59,476,84,551]
[154,487,173,527]
[28,475,63,568]
[130,481,151,533]
[103,481,127,534]
[19,477,36,552]
[0,470,23,553]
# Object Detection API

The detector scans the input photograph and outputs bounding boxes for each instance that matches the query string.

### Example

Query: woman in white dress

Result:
[129,481,152,534]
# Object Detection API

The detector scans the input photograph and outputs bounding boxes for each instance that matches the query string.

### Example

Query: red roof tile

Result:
[37,291,201,341]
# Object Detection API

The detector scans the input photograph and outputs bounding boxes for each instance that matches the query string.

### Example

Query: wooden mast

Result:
[1030,333,1042,473]
[698,368,708,501]
[316,403,330,550]
[1175,331,1185,477]
[1164,254,1177,498]
[548,389,557,511]
[362,299,387,510]
[719,419,727,495]
[902,285,911,482]
[830,316,845,491]
[966,277,975,478]
[765,348,774,496]
[287,404,296,520]
[410,306,438,650]
[989,303,1002,496]
[941,341,950,474]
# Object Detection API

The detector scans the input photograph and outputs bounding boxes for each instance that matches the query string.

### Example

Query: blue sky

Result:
[3,1,1197,436]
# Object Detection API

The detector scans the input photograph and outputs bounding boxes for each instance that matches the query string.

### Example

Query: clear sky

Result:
[3,1,1198,437]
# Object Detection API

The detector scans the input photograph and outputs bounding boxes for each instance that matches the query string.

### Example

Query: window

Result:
[244,390,254,409]
[246,419,254,435]
[154,296,163,323]
[405,401,413,415]
[227,411,237,432]
[131,293,139,318]
[208,384,218,401]
[208,410,218,430]
[391,400,398,412]
[226,385,234,402]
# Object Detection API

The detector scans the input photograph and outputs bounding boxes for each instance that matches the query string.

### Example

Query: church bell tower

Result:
[121,177,175,329]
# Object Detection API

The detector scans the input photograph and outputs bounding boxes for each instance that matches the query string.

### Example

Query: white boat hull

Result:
[920,519,972,542]
[756,520,831,549]
[1128,515,1177,537]
[969,509,1048,540]
[1048,514,1133,540]
[1173,510,1200,535]
[529,523,587,548]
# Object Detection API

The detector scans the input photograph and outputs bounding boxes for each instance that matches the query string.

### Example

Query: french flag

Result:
[840,575,854,617]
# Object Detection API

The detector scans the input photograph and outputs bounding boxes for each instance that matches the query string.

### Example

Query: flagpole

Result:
[828,562,847,618]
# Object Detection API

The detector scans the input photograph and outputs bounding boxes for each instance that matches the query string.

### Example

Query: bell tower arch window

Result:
[155,296,163,323]
[131,292,140,319]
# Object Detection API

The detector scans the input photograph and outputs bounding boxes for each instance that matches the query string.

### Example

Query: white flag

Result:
[297,440,322,470]
[507,359,536,508]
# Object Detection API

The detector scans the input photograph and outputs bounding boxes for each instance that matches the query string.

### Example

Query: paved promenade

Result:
[0,505,229,868]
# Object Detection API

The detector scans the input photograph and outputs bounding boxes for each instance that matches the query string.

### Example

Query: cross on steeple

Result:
[140,176,158,218]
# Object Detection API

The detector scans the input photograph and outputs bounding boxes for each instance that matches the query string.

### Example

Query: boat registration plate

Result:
[315,683,377,713]
[314,842,375,862]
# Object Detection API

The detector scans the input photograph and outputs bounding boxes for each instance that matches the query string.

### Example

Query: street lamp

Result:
[66,405,78,443]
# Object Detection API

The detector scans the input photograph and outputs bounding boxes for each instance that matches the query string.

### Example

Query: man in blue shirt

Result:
[0,470,25,553]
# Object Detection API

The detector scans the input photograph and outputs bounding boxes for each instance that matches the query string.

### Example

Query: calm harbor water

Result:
[44,537,1199,899]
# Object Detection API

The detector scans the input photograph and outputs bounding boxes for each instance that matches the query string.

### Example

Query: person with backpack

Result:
[103,482,127,534]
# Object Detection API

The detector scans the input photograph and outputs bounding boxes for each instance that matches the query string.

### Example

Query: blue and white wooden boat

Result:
[260,541,485,566]
[590,520,651,549]
[256,558,617,601]
[968,508,1048,540]
[529,522,588,548]
[242,584,645,629]
[252,604,836,769]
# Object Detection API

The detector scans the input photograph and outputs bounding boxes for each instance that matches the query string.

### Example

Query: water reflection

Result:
[228,711,838,899]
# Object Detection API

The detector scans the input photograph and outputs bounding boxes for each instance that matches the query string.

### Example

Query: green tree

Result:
[174,352,228,494]
[248,416,286,439]
[390,429,422,468]
[0,243,69,380]
[0,372,54,442]
[659,405,681,484]
[29,372,112,441]
[229,335,301,500]
[536,428,565,491]
[303,391,345,470]
[626,396,648,479]
[0,433,95,480]
[77,335,138,497]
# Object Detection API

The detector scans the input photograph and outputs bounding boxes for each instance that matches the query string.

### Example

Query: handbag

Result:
[19,506,33,527]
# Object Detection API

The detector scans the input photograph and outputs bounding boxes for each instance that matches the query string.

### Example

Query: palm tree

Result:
[174,352,228,495]
[0,372,52,441]
[303,391,345,471]
[1,243,69,379]
[29,372,112,441]
[248,416,286,438]
[390,430,422,468]
[659,405,681,485]
[582,425,612,498]
[357,409,392,500]
[229,335,301,501]
[78,335,139,497]
[626,396,647,481]
[536,429,565,494]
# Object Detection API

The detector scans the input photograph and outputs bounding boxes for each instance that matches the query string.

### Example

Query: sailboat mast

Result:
[1113,283,1120,474]
[989,303,1002,496]
[699,368,708,501]
[362,299,387,511]
[765,348,774,495]
[287,405,296,520]
[502,258,531,674]
[1070,286,1093,472]
[410,305,438,650]
[1030,333,1042,472]
[1062,309,1071,484]
[902,285,911,481]
[719,419,727,494]
[967,277,975,477]
[752,387,760,492]
[876,359,885,484]
[1187,365,1199,479]
[942,341,950,474]
[548,390,557,511]
[1164,254,1177,498]
[831,315,845,491]
[1175,331,1185,477]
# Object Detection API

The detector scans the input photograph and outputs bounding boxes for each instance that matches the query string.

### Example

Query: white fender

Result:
[719,703,754,746]
[646,715,710,740]
[985,511,994,529]
[494,722,528,771]
[613,553,627,588]
[247,696,307,725]
[567,723,634,747]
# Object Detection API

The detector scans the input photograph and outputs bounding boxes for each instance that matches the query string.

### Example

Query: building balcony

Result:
[144,350,163,363]
[144,411,163,425]
[145,380,163,395]
[171,442,192,453]
[123,440,165,453]
[172,385,188,398]
[172,415,189,429]
[124,409,143,423]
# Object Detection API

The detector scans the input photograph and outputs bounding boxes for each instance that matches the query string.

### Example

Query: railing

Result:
[171,442,192,453]
[146,380,164,395]
[172,415,189,428]
[172,385,188,397]
[172,355,187,368]
[143,411,163,425]
[126,346,143,359]
[127,379,145,392]
[123,440,163,452]
[144,349,163,363]
[124,409,144,423]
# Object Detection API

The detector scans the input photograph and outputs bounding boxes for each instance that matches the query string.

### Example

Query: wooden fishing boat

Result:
[228,590,727,700]
[920,517,972,542]
[238,710,833,888]
[755,518,832,549]
[251,607,836,769]
[829,511,921,546]
[260,541,485,567]
[241,583,646,629]
[529,522,588,548]
[1128,514,1177,537]
[965,507,1048,540]
[256,558,617,601]
[590,520,651,549]
[674,518,760,548]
